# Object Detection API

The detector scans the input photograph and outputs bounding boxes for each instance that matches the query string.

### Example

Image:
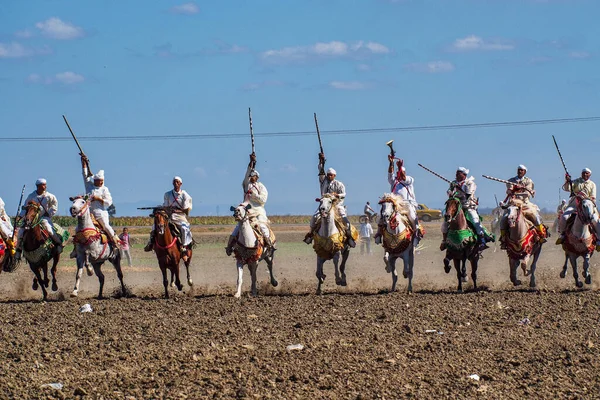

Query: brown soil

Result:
[1,221,599,399]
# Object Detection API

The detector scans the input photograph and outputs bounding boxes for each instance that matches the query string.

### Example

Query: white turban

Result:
[326,168,337,175]
[457,167,469,175]
[93,170,105,180]
[518,164,527,171]
[35,178,46,185]
[582,168,592,174]
[249,170,260,178]
[173,176,182,183]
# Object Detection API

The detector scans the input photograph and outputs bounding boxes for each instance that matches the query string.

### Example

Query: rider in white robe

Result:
[304,153,356,248]
[0,197,14,245]
[556,167,600,249]
[145,176,193,259]
[440,167,493,250]
[226,154,274,255]
[15,179,63,259]
[499,165,547,246]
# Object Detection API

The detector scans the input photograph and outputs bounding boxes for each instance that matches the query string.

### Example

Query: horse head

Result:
[317,193,338,219]
[69,195,90,218]
[22,201,41,230]
[231,203,252,222]
[576,193,596,225]
[444,196,462,224]
[152,208,170,235]
[505,200,524,229]
[378,193,400,224]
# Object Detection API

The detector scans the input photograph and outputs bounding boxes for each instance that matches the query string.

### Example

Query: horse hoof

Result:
[443,259,451,274]
[585,275,592,285]
[171,281,176,288]
[316,288,322,295]
[461,277,468,283]
[559,271,566,279]
[385,265,391,273]
[52,282,58,292]
[188,279,193,286]
[86,267,94,277]
[32,281,39,291]
[271,279,279,287]
[341,278,347,287]
[523,269,531,277]
[403,270,408,279]
[177,284,183,291]
[513,280,522,286]
[71,290,78,297]
[576,281,584,288]
[234,293,241,299]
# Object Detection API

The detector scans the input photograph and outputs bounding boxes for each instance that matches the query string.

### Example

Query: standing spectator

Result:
[359,221,374,255]
[119,227,132,267]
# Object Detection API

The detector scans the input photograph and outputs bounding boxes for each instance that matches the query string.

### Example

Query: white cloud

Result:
[329,81,371,90]
[55,71,84,84]
[570,51,591,59]
[448,35,514,52]
[169,3,200,15]
[280,164,298,173]
[15,30,34,39]
[404,61,455,73]
[27,71,85,85]
[0,42,51,58]
[35,17,85,40]
[260,40,390,65]
[241,80,286,91]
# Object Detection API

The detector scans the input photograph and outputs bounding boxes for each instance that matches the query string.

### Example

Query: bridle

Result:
[444,197,462,223]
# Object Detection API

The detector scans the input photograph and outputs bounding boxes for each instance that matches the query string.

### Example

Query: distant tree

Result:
[108,204,116,217]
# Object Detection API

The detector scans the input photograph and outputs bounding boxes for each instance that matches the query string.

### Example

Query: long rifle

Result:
[63,115,92,174]
[3,185,25,271]
[418,163,451,184]
[10,185,25,244]
[314,113,326,175]
[494,194,499,207]
[552,135,573,196]
[248,108,256,167]
[482,174,535,196]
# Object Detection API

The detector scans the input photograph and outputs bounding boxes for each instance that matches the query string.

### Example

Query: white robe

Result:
[0,198,13,239]
[83,167,115,237]
[163,189,193,246]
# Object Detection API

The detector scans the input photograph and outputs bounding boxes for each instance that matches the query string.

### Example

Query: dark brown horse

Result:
[151,208,193,298]
[443,196,480,292]
[21,202,65,300]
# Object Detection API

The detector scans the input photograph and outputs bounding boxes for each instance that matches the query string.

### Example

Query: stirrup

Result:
[303,233,313,244]
[555,236,564,245]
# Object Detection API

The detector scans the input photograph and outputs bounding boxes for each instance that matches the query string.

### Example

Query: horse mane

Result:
[379,193,409,214]
[321,193,340,204]
[508,198,525,208]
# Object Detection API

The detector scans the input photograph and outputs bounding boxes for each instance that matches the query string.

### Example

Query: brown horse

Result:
[442,196,480,292]
[21,202,66,300]
[151,208,193,298]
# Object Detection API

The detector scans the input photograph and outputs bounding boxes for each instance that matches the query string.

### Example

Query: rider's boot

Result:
[303,230,314,245]
[144,231,155,252]
[440,233,448,251]
[51,233,64,253]
[225,235,236,256]
[14,241,22,261]
[413,223,422,243]
[555,232,565,245]
[69,243,77,259]
[535,224,548,244]
[343,217,356,248]
[500,229,508,249]
[5,238,16,256]
[112,235,122,250]
[374,224,384,245]
[477,235,489,250]
[596,240,600,252]
[264,236,276,252]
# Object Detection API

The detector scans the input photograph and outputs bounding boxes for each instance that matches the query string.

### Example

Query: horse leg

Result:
[584,254,592,285]
[112,253,127,297]
[334,252,342,286]
[461,257,468,283]
[469,256,478,291]
[161,265,169,299]
[528,246,542,288]
[51,254,59,292]
[185,249,193,286]
[454,259,463,293]
[94,264,105,299]
[174,262,183,292]
[265,253,278,287]
[384,251,391,273]
[249,261,258,297]
[170,269,176,288]
[406,249,415,293]
[31,265,48,300]
[235,260,244,298]
[42,263,50,288]
[570,255,583,288]
[559,254,569,278]
[509,258,521,286]
[316,258,325,295]
[339,249,349,286]
[389,255,398,292]
[71,263,84,297]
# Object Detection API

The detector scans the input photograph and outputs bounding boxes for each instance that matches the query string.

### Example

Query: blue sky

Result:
[1,0,599,217]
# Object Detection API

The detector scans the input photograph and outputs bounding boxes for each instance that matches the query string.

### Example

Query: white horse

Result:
[559,194,596,288]
[69,196,127,299]
[310,194,356,295]
[377,194,416,293]
[502,201,543,288]
[228,203,278,298]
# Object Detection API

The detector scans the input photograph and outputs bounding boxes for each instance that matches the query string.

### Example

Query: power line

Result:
[2,115,599,143]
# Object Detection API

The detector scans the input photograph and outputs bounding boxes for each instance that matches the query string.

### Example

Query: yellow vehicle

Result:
[416,204,442,222]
